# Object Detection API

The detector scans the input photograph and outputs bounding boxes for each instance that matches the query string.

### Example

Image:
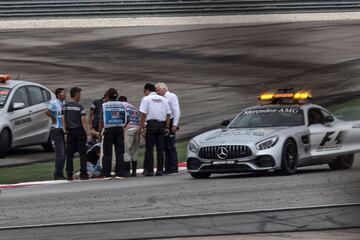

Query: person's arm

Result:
[88,109,94,129]
[165,114,170,134]
[80,106,90,136]
[46,102,56,124]
[171,94,181,133]
[140,112,146,137]
[98,108,104,136]
[139,98,148,137]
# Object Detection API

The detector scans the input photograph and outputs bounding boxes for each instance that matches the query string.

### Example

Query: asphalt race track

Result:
[1,20,360,139]
[1,21,360,238]
[0,157,359,239]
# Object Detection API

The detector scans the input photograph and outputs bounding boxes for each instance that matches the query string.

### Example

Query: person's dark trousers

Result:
[144,121,165,174]
[51,128,66,179]
[66,127,88,178]
[102,127,125,177]
[164,119,178,174]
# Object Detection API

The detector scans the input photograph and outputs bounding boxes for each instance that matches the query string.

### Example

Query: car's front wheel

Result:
[280,139,298,175]
[328,154,354,170]
[190,172,211,179]
[41,135,55,152]
[0,129,11,158]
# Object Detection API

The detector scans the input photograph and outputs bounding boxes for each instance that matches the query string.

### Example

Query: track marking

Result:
[0,202,359,231]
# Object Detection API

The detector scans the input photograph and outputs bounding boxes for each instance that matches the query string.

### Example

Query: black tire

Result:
[190,172,211,179]
[42,135,55,152]
[328,154,354,170]
[0,129,11,158]
[280,139,298,175]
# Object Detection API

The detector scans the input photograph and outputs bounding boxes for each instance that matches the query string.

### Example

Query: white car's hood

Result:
[197,127,288,145]
[0,108,4,116]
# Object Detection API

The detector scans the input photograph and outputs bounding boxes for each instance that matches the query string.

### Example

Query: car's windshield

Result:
[228,106,305,128]
[0,87,11,109]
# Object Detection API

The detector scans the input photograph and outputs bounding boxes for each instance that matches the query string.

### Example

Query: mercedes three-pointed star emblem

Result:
[217,146,228,160]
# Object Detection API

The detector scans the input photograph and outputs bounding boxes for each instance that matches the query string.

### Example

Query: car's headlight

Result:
[188,141,200,153]
[256,136,279,150]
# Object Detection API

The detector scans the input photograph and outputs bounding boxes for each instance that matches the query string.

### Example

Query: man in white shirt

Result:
[139,83,171,176]
[156,83,181,175]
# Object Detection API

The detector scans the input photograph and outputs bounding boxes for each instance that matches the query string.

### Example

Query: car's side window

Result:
[41,88,51,102]
[27,86,44,105]
[11,87,30,108]
[308,108,325,125]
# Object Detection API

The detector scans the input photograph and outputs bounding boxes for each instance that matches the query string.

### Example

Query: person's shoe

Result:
[54,176,66,180]
[131,161,137,177]
[167,171,179,176]
[79,173,89,180]
[67,176,74,181]
[143,172,154,177]
[114,176,124,180]
[155,172,163,176]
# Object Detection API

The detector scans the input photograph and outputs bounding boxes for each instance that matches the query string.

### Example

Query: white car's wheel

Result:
[0,129,11,158]
[328,154,354,170]
[280,139,298,175]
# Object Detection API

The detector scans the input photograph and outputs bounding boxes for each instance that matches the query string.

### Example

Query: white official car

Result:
[0,75,56,158]
[187,90,360,178]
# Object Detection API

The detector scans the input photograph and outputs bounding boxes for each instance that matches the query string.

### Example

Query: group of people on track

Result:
[47,83,181,181]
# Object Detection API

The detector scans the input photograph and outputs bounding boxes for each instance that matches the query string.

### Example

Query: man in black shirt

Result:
[62,87,90,181]
[89,96,104,132]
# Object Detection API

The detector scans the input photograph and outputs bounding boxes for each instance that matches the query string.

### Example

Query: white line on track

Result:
[0,202,359,230]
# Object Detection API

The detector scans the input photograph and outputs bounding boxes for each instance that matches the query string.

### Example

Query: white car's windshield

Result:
[0,87,10,109]
[228,106,305,128]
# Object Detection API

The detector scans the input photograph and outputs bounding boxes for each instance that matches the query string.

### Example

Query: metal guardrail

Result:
[0,0,360,18]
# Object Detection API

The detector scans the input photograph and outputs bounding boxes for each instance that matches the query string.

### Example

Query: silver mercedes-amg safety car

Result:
[187,89,360,178]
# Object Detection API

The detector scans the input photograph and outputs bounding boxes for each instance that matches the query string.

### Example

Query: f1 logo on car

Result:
[320,131,346,146]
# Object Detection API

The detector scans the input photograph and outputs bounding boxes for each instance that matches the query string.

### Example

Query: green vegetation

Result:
[0,141,188,184]
[328,98,360,121]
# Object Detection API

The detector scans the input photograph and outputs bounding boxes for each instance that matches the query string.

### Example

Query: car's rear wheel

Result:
[190,172,211,179]
[0,129,11,158]
[280,139,298,175]
[42,135,55,152]
[328,154,354,170]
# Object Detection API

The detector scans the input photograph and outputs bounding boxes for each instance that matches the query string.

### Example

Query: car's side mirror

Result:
[322,115,334,124]
[11,102,26,111]
[220,119,231,127]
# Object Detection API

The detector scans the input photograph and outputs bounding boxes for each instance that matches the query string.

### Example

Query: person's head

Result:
[55,88,66,101]
[155,82,168,96]
[143,83,156,96]
[70,87,82,102]
[118,96,127,102]
[105,88,119,101]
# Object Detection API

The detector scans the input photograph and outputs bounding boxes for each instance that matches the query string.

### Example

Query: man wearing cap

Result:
[62,87,90,181]
[99,88,127,179]
[118,95,140,177]
[46,88,66,180]
[156,83,181,175]
[139,83,171,176]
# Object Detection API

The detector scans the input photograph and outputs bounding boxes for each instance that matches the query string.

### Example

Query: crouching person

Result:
[119,96,140,176]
